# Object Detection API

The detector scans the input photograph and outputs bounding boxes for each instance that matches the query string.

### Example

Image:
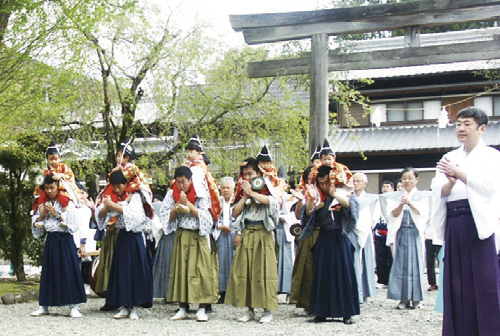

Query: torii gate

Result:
[229,0,500,155]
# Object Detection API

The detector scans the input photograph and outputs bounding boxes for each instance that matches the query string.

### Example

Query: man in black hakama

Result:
[301,165,359,324]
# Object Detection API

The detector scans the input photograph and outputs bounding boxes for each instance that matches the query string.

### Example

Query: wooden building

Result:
[332,53,500,192]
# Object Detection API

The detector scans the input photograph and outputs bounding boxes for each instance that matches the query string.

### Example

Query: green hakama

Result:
[167,228,218,304]
[225,224,279,311]
[289,228,319,310]
[95,226,119,297]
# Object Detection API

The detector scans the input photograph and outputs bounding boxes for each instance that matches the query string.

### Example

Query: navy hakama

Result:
[443,200,500,336]
[106,230,153,308]
[152,232,176,299]
[216,229,236,293]
[276,222,294,294]
[39,232,87,307]
[309,227,359,318]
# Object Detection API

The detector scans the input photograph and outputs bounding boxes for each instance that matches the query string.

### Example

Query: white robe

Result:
[431,139,500,251]
[383,188,431,256]
[353,191,380,249]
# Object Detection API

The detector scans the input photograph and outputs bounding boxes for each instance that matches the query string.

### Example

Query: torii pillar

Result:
[309,33,329,155]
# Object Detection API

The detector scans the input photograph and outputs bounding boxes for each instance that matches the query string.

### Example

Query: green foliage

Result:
[168,46,310,178]
[0,278,40,297]
[0,133,46,273]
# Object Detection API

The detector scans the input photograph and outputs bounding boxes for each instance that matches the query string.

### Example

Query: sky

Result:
[152,0,325,47]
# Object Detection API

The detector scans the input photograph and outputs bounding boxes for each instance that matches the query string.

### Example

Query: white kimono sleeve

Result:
[466,145,500,240]
[96,202,111,231]
[61,201,80,235]
[196,195,213,236]
[160,190,177,235]
[31,211,45,239]
[121,193,147,233]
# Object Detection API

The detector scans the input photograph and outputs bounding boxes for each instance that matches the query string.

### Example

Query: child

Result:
[225,157,279,323]
[94,139,153,309]
[99,139,152,211]
[256,145,282,191]
[295,144,322,195]
[31,174,86,318]
[180,133,221,222]
[232,145,282,205]
[308,138,353,211]
[96,170,153,320]
[33,141,78,213]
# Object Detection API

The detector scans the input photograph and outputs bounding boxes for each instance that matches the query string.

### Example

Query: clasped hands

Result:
[436,157,459,184]
[175,191,192,214]
[40,203,59,219]
[240,180,254,198]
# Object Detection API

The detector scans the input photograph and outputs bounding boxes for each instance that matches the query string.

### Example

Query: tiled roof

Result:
[332,120,500,155]
[331,27,500,80]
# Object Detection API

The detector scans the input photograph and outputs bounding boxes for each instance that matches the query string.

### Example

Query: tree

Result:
[168,46,310,177]
[0,133,46,281]
[47,0,212,171]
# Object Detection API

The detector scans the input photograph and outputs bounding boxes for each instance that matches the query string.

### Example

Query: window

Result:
[494,96,500,116]
[386,101,424,122]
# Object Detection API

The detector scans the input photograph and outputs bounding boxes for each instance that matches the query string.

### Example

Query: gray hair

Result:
[353,172,368,184]
[220,176,235,188]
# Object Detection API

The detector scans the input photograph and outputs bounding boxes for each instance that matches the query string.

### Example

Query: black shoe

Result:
[312,316,327,323]
[100,304,118,311]
[343,317,356,325]
[175,304,192,313]
[217,292,226,304]
[205,304,215,313]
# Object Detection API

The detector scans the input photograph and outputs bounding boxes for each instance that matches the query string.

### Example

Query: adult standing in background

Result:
[349,172,378,303]
[214,176,237,303]
[382,168,430,310]
[374,181,394,288]
[276,166,296,298]
[432,106,500,336]
[424,221,441,291]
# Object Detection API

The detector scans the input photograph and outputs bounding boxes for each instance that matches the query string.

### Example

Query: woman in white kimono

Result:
[382,167,431,309]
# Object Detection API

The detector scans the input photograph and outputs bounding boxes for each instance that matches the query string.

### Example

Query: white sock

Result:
[178,307,186,314]
[197,307,206,313]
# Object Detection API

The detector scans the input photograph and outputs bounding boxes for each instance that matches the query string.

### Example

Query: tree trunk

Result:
[9,172,26,281]
[119,99,134,145]
[0,0,13,47]
[97,51,115,171]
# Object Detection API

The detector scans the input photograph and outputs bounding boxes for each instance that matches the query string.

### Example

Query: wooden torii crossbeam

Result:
[229,0,500,155]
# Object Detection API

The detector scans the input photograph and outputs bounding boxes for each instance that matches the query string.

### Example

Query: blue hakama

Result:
[361,233,377,300]
[216,230,236,293]
[387,210,425,302]
[152,232,176,299]
[307,197,360,319]
[276,222,294,294]
[39,232,87,307]
[153,232,175,299]
[310,227,359,318]
[106,230,153,308]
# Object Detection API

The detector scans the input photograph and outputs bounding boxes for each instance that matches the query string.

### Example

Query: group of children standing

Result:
[29,134,381,325]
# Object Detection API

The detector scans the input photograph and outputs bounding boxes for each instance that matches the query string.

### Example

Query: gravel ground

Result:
[0,287,442,336]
